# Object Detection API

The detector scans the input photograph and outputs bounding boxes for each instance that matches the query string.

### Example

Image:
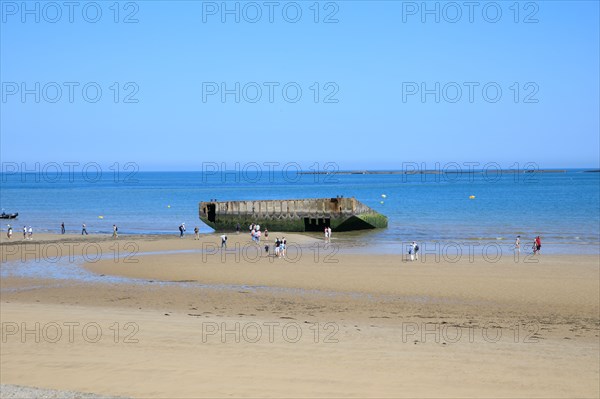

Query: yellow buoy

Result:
[469,195,475,199]
[98,215,104,219]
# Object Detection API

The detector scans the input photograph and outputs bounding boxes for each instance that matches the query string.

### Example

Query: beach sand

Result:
[1,233,598,398]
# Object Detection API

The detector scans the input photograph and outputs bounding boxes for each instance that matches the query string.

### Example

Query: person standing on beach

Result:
[236,223,240,234]
[194,226,199,240]
[112,224,118,239]
[264,228,268,241]
[28,226,33,240]
[414,242,419,261]
[220,234,227,249]
[281,237,287,258]
[23,226,27,239]
[514,235,521,253]
[324,227,330,242]
[275,238,280,257]
[535,236,541,254]
[7,225,12,239]
[410,242,417,261]
[179,223,185,238]
[408,243,414,261]
[328,227,332,240]
[61,222,65,234]
[82,223,88,235]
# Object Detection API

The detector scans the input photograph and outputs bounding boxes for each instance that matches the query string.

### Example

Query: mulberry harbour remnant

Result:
[199,198,388,232]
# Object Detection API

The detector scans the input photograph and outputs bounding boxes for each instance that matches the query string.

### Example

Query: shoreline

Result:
[1,231,598,256]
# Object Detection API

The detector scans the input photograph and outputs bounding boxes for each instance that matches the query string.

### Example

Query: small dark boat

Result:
[0,212,18,219]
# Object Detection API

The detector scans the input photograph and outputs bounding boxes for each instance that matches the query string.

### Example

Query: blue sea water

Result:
[1,169,599,254]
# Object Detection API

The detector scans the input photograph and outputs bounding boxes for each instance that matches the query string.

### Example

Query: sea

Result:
[1,168,599,255]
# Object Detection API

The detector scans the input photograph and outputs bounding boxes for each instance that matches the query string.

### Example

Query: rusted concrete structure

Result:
[199,197,388,232]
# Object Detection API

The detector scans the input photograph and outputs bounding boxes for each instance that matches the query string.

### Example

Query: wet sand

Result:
[1,233,598,398]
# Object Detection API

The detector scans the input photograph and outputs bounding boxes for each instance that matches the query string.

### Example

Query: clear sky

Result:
[1,0,599,170]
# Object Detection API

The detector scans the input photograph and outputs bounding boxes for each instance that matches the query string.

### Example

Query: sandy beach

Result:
[1,233,599,398]
[4,0,599,396]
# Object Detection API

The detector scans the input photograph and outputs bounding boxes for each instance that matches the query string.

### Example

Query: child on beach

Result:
[112,225,118,239]
[82,223,88,235]
[179,223,185,238]
[194,226,199,240]
[61,222,65,234]
[514,236,521,253]
[7,225,12,239]
[23,226,27,239]
[28,226,33,240]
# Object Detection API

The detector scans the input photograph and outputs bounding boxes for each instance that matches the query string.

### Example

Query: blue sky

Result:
[1,0,599,170]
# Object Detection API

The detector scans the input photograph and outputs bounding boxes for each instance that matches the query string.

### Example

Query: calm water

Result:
[1,169,599,254]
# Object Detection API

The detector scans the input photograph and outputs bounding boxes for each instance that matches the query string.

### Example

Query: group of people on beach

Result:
[265,237,287,258]
[61,222,116,238]
[514,235,542,254]
[4,222,120,239]
[245,222,288,258]
[218,223,286,258]
[250,223,262,243]
[4,221,545,259]
[3,223,86,239]
[178,224,201,240]
[7,225,34,240]
[404,235,543,261]
[248,223,269,244]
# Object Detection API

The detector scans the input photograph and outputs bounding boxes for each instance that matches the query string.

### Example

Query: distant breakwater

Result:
[299,169,573,175]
